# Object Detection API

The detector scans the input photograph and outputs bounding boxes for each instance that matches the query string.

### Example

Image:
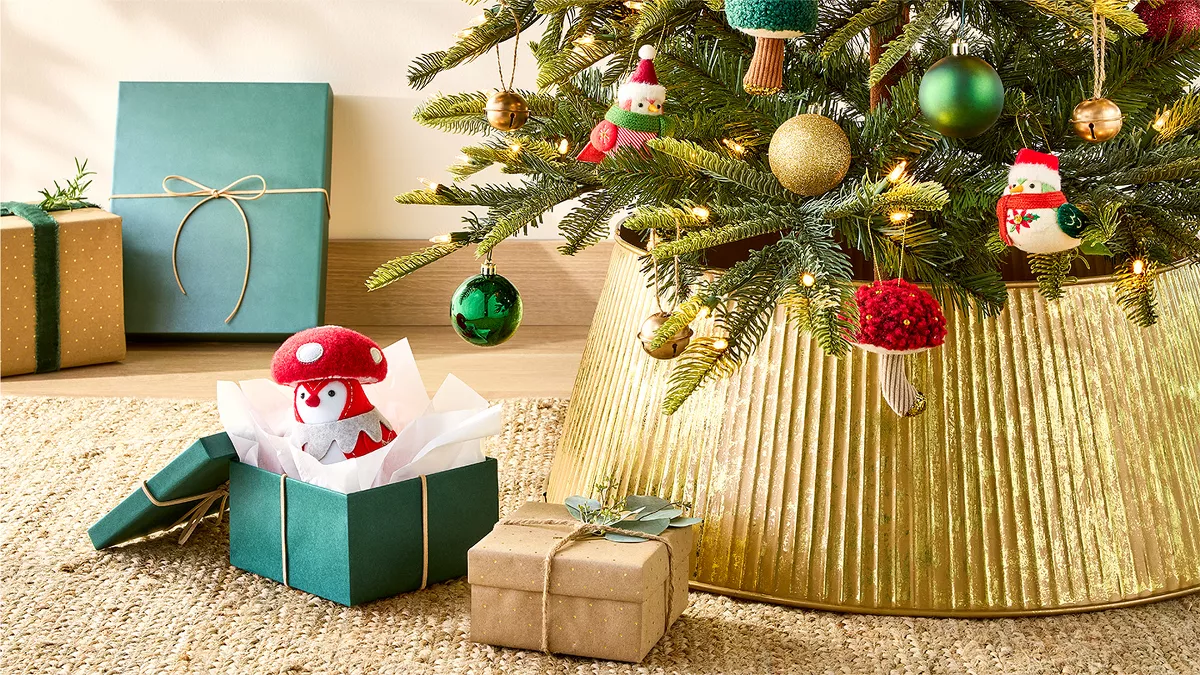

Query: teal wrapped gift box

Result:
[229,457,500,606]
[111,82,332,337]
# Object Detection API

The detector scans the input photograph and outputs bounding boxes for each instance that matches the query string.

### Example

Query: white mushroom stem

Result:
[879,353,926,418]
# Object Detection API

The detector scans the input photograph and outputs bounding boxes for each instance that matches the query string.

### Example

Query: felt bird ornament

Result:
[271,326,397,464]
[997,149,1085,255]
[577,45,673,163]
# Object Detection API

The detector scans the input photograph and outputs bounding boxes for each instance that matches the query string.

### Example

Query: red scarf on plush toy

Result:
[997,191,1067,245]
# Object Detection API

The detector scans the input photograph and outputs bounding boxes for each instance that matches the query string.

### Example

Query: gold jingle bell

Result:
[485,90,530,131]
[638,312,693,360]
[1071,97,1123,143]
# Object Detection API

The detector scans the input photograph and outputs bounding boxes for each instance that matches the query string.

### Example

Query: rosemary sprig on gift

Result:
[37,158,96,211]
[565,475,701,543]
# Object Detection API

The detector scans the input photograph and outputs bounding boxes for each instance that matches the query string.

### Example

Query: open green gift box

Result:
[89,433,499,606]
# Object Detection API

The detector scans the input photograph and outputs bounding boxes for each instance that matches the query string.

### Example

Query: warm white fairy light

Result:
[419,177,441,192]
[696,306,711,320]
[1154,110,1171,130]
[801,272,816,287]
[721,138,747,156]
[887,160,908,182]
[509,141,522,152]
[557,138,571,154]
[889,210,913,223]
[712,337,729,351]
[624,0,645,8]
[1132,258,1147,275]
[690,206,710,220]
[469,13,488,26]
[430,234,453,244]
[455,28,475,39]
[575,34,596,45]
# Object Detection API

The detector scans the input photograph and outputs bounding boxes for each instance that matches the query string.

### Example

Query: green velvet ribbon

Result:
[0,201,94,373]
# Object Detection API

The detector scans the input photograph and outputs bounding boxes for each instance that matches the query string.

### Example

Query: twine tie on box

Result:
[140,480,229,546]
[276,473,431,590]
[499,518,676,655]
[110,175,330,323]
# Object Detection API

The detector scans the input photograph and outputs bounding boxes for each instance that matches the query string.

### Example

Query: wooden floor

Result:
[0,325,589,400]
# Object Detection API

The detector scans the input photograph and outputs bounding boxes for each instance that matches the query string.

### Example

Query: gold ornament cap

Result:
[637,312,693,360]
[1071,97,1123,143]
[485,90,531,131]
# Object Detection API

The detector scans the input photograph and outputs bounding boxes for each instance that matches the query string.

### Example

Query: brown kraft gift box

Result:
[1,207,125,376]
[468,501,693,662]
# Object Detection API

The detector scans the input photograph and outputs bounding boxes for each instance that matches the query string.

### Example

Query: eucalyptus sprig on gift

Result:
[37,158,96,212]
[564,475,701,544]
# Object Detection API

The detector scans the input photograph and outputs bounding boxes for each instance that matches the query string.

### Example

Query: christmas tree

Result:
[367,0,1200,413]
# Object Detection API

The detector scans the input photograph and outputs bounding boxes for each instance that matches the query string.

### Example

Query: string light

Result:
[1132,258,1147,275]
[712,337,729,351]
[721,138,747,156]
[690,206,710,220]
[419,178,441,192]
[509,141,522,152]
[557,138,571,155]
[696,306,711,320]
[455,28,475,38]
[623,0,644,8]
[889,210,913,223]
[469,13,488,26]
[887,160,908,183]
[1154,110,1171,131]
[430,234,453,244]
[575,34,596,45]
[801,272,816,287]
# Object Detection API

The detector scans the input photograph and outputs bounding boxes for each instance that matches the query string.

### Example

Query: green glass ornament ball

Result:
[450,272,523,347]
[918,54,1005,139]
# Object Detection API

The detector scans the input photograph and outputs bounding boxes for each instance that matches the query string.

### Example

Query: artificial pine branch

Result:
[365,241,468,291]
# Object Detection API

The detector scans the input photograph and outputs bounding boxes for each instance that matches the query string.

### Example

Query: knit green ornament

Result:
[726,0,818,95]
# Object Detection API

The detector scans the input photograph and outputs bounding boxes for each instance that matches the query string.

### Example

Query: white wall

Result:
[0,0,563,240]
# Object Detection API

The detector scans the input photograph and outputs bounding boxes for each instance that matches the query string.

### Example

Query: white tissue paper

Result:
[218,339,502,494]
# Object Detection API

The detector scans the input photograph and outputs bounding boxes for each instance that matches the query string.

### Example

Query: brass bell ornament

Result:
[638,312,693,360]
[485,90,530,132]
[1071,97,1123,143]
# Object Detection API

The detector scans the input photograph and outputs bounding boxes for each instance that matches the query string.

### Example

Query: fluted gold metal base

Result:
[547,242,1200,616]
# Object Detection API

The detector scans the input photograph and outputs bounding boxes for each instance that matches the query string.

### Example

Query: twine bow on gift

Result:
[110,175,330,323]
[140,480,230,545]
[498,518,677,655]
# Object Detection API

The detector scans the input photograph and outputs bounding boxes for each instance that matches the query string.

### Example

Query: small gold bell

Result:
[485,90,530,131]
[637,312,693,360]
[1071,97,1123,143]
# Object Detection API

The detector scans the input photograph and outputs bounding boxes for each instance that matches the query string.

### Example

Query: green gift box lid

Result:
[111,82,333,337]
[229,456,500,606]
[89,433,236,549]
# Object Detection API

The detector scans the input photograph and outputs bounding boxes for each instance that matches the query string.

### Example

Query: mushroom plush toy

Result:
[726,0,818,95]
[853,279,947,417]
[271,326,397,463]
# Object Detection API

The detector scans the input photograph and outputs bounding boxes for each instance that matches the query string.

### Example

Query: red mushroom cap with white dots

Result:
[270,325,388,386]
[853,279,947,355]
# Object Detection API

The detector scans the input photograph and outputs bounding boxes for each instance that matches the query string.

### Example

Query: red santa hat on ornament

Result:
[1008,148,1061,190]
[618,45,667,110]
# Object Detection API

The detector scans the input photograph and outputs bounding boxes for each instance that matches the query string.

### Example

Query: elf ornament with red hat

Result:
[996,149,1085,255]
[271,326,397,464]
[576,45,674,163]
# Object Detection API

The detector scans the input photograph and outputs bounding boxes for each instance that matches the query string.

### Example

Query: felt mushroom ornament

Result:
[271,326,397,463]
[725,0,818,95]
[853,279,947,417]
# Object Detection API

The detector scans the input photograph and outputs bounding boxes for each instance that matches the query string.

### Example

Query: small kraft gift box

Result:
[468,501,695,662]
[110,82,332,337]
[1,203,125,376]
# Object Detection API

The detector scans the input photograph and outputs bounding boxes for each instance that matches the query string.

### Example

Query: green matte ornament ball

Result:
[450,271,523,347]
[918,51,1005,139]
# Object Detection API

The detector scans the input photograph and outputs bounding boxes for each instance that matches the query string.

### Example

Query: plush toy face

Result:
[618,82,666,115]
[1005,166,1061,195]
[295,379,350,424]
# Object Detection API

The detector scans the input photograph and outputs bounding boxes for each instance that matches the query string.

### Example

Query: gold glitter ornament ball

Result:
[768,114,852,196]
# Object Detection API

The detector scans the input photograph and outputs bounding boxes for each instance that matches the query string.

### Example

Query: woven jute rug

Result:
[2,396,1199,675]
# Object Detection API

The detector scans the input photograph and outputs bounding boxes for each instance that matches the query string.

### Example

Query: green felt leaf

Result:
[669,517,703,528]
[624,495,670,513]
[640,508,683,521]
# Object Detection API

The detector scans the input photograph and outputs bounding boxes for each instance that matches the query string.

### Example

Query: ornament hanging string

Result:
[495,0,521,92]
[956,0,968,38]
[1091,8,1107,99]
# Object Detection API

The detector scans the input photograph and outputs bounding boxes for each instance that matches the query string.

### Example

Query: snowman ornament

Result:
[997,149,1085,255]
[271,326,397,464]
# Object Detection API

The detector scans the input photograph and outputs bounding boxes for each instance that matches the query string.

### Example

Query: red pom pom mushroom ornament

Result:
[853,279,947,417]
[271,326,397,463]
